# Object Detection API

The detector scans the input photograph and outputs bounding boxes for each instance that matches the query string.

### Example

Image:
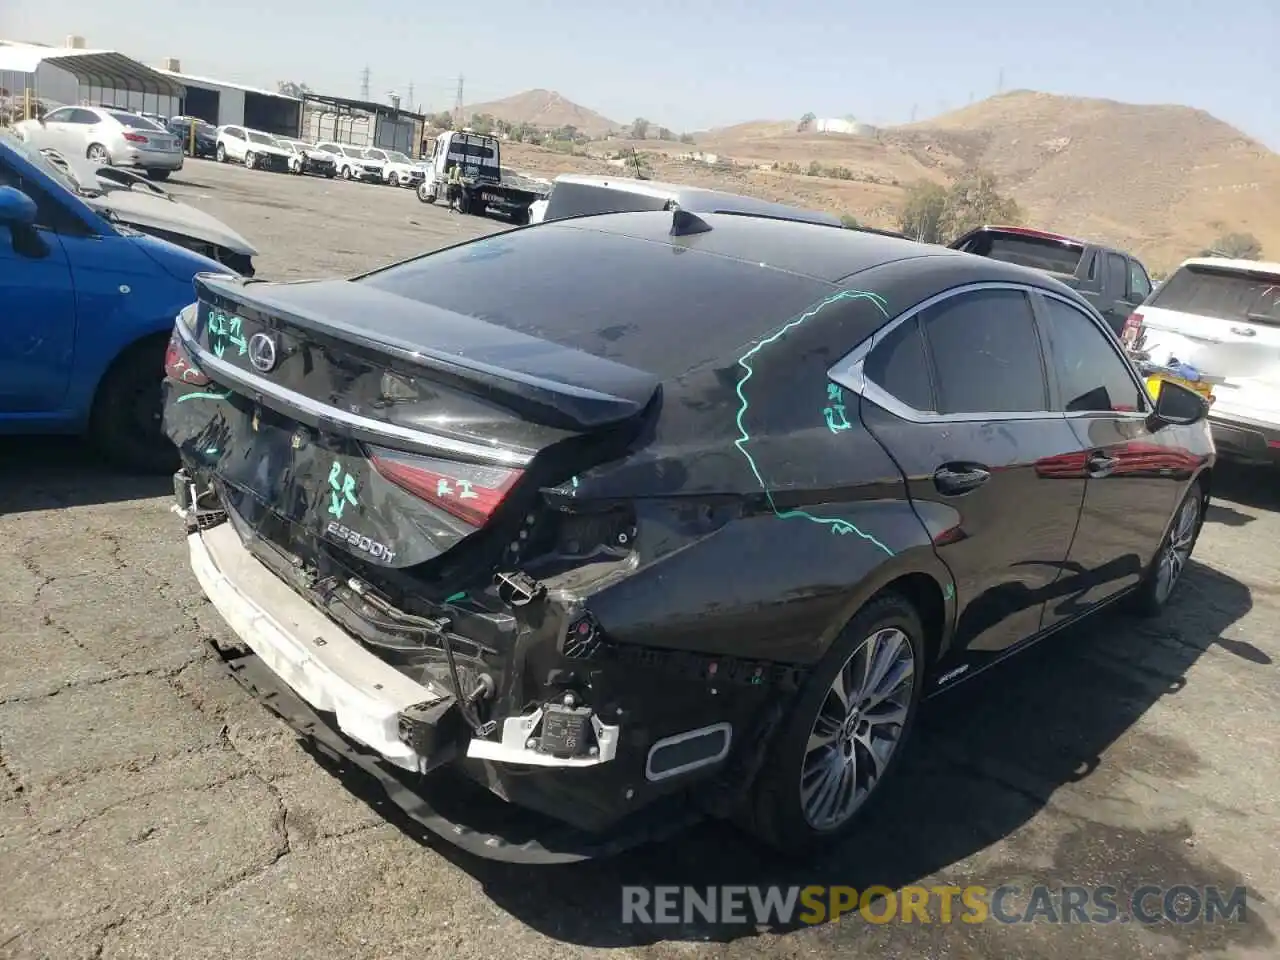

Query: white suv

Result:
[363,147,424,188]
[314,142,383,182]
[1124,256,1280,466]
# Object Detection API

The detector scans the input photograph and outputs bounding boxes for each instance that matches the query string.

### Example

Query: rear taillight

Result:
[123,132,148,143]
[164,332,209,386]
[1121,311,1144,347]
[369,447,523,527]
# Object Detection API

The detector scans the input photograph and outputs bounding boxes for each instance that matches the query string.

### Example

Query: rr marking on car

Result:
[326,462,359,519]
[324,521,396,563]
[734,288,894,552]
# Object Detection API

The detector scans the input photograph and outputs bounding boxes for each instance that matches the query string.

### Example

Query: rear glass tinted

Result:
[961,231,1084,275]
[109,111,163,131]
[545,182,672,221]
[359,223,836,378]
[1149,264,1280,326]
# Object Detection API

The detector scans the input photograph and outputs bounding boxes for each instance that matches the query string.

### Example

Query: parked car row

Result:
[212,125,425,187]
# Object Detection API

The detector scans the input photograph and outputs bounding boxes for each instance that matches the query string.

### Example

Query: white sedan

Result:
[13,106,183,180]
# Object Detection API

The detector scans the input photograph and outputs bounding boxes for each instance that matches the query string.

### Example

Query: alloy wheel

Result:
[800,627,916,831]
[1154,494,1199,604]
[87,144,110,164]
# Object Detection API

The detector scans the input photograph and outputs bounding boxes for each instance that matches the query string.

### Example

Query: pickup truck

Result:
[415,130,548,223]
[951,225,1154,336]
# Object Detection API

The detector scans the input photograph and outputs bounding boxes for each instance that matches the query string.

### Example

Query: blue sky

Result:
[5,0,1278,147]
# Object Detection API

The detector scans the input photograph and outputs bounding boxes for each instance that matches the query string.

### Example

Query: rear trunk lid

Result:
[164,274,661,575]
[1136,260,1280,421]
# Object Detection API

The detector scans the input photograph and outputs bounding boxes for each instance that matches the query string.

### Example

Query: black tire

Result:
[417,182,435,203]
[216,143,227,163]
[741,592,926,856]
[244,151,256,170]
[147,169,171,182]
[89,339,178,475]
[86,143,111,165]
[341,165,353,180]
[1127,480,1207,617]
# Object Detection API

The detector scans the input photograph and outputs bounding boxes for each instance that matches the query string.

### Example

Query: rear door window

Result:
[1104,254,1128,297]
[1039,296,1146,413]
[919,288,1049,414]
[1127,259,1152,302]
[863,317,934,412]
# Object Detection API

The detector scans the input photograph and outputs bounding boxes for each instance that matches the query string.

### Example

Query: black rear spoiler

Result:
[191,274,662,432]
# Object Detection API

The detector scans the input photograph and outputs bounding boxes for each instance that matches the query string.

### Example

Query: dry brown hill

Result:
[462,88,620,137]
[501,90,1279,273]
[894,90,1280,268]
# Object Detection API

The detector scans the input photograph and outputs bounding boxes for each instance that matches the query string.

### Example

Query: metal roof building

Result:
[0,38,185,120]
[154,63,301,137]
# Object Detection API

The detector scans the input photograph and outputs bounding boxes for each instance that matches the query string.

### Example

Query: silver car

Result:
[13,106,184,181]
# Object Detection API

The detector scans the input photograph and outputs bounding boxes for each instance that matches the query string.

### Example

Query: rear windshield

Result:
[960,230,1084,275]
[1149,263,1280,326]
[109,111,163,131]
[358,221,835,378]
[340,146,364,157]
[545,182,672,221]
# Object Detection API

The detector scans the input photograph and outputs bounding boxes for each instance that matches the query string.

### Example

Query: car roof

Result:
[549,173,844,227]
[553,209,965,283]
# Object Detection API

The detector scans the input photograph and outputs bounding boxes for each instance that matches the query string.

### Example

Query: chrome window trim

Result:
[827,281,1059,424]
[1030,288,1153,418]
[174,312,533,467]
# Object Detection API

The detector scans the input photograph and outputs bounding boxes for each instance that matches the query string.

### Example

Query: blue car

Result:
[0,130,231,472]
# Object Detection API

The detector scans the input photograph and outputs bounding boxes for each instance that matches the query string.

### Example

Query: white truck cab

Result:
[414,130,545,222]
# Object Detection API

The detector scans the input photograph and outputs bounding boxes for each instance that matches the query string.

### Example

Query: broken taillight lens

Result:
[368,446,523,527]
[163,331,210,386]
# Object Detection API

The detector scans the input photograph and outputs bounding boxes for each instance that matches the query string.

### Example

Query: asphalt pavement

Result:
[0,160,1276,959]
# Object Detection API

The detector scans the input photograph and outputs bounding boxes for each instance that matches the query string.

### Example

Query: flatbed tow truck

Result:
[416,130,548,224]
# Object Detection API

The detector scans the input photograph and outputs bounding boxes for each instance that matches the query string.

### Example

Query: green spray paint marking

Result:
[944,583,955,600]
[175,389,232,403]
[733,289,895,556]
[327,461,359,519]
[445,591,467,603]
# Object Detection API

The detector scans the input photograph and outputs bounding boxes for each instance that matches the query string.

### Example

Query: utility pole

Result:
[997,68,1004,94]
[360,65,371,100]
[452,74,464,128]
[407,81,414,108]
[909,103,917,122]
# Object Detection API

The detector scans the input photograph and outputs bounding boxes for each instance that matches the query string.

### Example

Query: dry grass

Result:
[493,89,1280,273]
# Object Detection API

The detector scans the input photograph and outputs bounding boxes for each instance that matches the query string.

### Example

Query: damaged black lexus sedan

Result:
[163,209,1214,862]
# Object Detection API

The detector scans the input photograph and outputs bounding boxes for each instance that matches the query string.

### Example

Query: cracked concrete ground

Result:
[1,160,1278,959]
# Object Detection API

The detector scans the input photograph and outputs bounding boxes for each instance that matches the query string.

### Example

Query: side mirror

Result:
[1150,380,1209,427]
[0,186,38,227]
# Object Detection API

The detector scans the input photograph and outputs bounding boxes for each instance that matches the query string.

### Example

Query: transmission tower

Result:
[453,75,464,128]
[360,65,370,100]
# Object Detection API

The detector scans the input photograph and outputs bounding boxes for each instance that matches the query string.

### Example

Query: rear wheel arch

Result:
[818,548,954,670]
[90,329,170,410]
[87,329,176,472]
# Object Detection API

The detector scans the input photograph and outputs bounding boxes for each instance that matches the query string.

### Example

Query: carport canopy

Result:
[0,46,185,100]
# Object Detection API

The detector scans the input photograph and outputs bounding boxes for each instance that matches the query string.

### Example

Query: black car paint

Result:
[167,118,218,158]
[164,211,1213,854]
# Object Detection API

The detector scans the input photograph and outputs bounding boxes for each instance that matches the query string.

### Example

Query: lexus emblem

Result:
[247,332,278,373]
